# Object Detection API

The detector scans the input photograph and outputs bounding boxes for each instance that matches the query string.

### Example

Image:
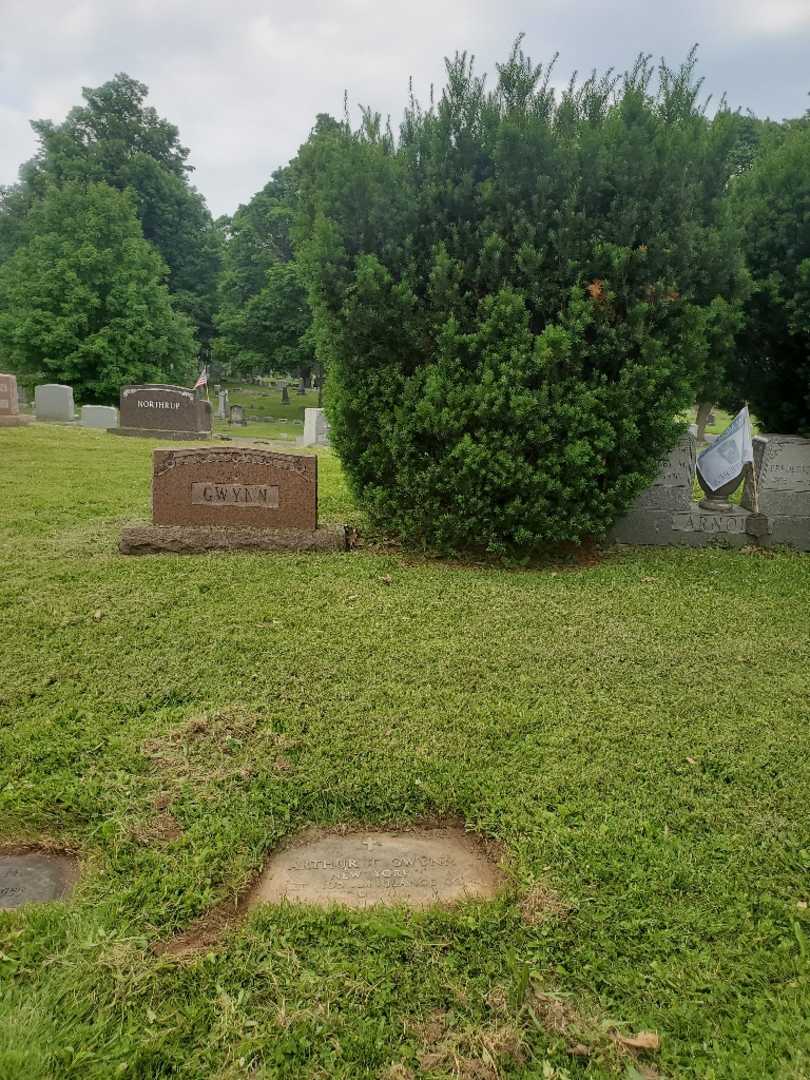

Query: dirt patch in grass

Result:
[519,881,573,925]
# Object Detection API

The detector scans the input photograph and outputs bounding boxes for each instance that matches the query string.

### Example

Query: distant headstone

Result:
[217,389,229,420]
[35,384,75,422]
[120,446,348,554]
[250,828,503,910]
[0,853,78,910]
[281,384,290,405]
[0,373,32,427]
[302,407,331,447]
[229,404,247,426]
[297,381,307,395]
[114,384,211,440]
[80,405,119,429]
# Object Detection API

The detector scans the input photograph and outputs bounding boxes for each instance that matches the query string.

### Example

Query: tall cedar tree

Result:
[296,43,745,551]
[0,183,196,401]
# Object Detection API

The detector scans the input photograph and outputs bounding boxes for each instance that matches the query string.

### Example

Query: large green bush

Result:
[297,44,744,551]
[727,120,810,435]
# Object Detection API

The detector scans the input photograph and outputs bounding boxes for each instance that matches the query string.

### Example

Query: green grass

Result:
[220,382,322,421]
[1,424,808,1079]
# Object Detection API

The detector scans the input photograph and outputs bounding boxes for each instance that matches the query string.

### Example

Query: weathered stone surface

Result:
[766,516,810,551]
[250,829,503,909]
[229,404,247,426]
[302,407,331,447]
[35,383,75,422]
[152,447,318,529]
[113,384,211,439]
[610,503,757,548]
[627,433,696,512]
[119,523,349,555]
[0,373,20,416]
[742,435,810,517]
[0,852,78,910]
[80,405,119,429]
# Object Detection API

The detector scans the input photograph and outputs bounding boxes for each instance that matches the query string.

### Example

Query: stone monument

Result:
[302,407,331,447]
[217,389,229,420]
[35,383,75,422]
[120,446,348,554]
[80,405,119,429]
[229,403,247,426]
[0,373,32,427]
[740,435,810,551]
[112,384,212,440]
[610,432,762,548]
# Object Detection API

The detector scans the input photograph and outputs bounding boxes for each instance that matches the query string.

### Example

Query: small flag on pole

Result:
[696,406,754,493]
[193,366,208,390]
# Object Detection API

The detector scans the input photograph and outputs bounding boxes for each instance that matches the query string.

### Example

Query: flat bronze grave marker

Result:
[0,853,78,910]
[251,829,503,909]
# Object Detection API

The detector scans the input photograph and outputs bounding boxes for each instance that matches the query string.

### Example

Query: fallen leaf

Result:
[93,610,103,621]
[615,1031,661,1052]
[686,757,697,766]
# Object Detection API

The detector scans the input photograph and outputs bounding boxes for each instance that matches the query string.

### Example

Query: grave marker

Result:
[114,384,212,440]
[121,446,348,553]
[80,405,119,429]
[0,373,32,427]
[302,407,331,447]
[251,829,503,909]
[0,853,78,910]
[35,384,75,422]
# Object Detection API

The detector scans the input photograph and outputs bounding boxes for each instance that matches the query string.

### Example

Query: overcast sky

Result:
[2,0,809,218]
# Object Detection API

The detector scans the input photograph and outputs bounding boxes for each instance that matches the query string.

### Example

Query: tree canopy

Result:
[0,74,220,347]
[0,183,196,401]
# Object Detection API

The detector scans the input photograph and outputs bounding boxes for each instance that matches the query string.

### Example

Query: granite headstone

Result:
[80,405,119,429]
[115,384,212,440]
[0,373,32,427]
[302,407,331,447]
[35,383,75,422]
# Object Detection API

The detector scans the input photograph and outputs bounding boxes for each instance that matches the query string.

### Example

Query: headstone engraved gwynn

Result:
[120,446,348,553]
[250,829,504,909]
[0,373,32,427]
[112,384,212,440]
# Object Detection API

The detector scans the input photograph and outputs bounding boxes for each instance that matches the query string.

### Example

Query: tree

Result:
[296,42,746,551]
[0,182,196,401]
[726,121,810,435]
[0,74,220,346]
[214,166,314,382]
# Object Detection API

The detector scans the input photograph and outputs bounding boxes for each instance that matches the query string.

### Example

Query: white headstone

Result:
[35,384,75,422]
[302,407,331,447]
[80,405,119,429]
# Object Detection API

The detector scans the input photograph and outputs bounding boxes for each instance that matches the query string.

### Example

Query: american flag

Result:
[193,367,208,390]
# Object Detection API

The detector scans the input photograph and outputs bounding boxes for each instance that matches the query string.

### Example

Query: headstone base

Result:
[611,502,757,548]
[0,415,33,427]
[109,426,211,441]
[120,523,349,555]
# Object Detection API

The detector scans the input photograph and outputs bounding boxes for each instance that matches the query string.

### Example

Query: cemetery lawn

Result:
[1,424,809,1080]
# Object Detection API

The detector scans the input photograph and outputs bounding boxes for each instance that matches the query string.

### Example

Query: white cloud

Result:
[1,0,808,216]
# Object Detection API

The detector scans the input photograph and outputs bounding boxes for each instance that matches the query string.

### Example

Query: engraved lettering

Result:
[190,483,280,508]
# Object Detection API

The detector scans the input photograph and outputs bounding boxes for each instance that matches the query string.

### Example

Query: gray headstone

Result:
[629,433,696,511]
[0,853,78,909]
[742,435,810,517]
[35,384,75,422]
[229,404,247,426]
[216,390,229,420]
[80,405,119,429]
[302,407,331,447]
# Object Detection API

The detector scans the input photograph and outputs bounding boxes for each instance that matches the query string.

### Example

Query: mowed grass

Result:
[0,424,808,1080]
